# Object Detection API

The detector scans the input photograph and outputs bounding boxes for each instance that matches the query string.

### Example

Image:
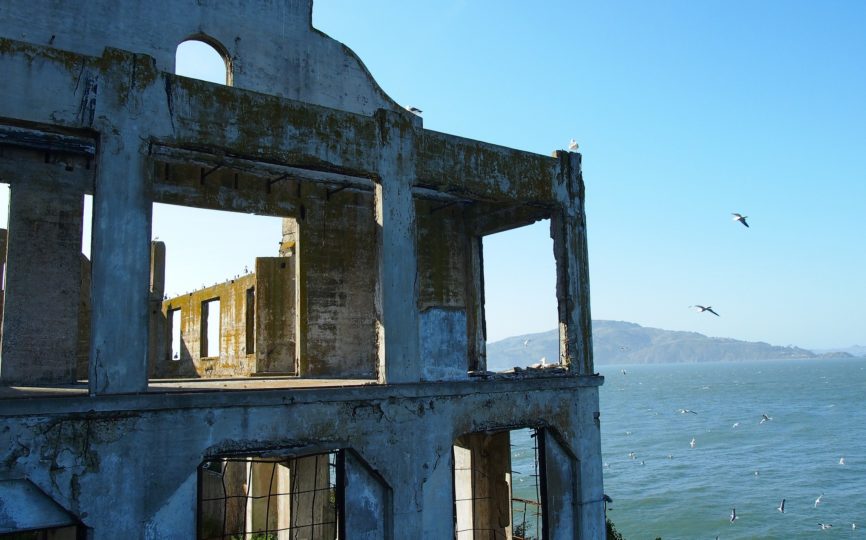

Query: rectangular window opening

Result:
[245,286,255,355]
[481,219,558,371]
[200,298,220,358]
[150,202,285,380]
[198,450,343,540]
[169,308,182,361]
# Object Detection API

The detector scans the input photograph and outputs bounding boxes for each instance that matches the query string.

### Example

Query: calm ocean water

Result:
[512,358,866,539]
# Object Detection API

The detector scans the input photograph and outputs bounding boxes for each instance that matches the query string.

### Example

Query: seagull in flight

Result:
[690,438,696,448]
[691,305,720,316]
[760,413,773,424]
[814,493,824,508]
[777,499,786,513]
[568,139,579,151]
[732,213,749,228]
[523,339,531,348]
[678,408,698,414]
[732,422,740,428]
[730,508,737,522]
[839,457,845,465]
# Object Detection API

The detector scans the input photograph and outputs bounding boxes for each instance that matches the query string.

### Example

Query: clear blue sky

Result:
[3,1,864,349]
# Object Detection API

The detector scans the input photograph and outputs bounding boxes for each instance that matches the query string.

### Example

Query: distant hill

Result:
[812,345,866,357]
[486,320,855,371]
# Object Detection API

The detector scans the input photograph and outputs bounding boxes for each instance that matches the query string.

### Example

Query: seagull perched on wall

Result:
[691,305,720,316]
[568,139,579,151]
[405,106,423,115]
[732,213,749,228]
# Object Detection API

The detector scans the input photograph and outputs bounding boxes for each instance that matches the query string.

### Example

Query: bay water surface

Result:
[512,358,866,539]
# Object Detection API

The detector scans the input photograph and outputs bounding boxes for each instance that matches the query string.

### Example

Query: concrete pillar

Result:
[374,110,420,383]
[542,429,577,540]
[343,451,388,540]
[0,182,83,385]
[552,150,594,375]
[147,241,166,376]
[572,388,605,539]
[89,133,151,394]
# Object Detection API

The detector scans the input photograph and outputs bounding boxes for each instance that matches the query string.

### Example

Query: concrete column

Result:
[89,133,151,394]
[552,150,593,375]
[542,429,577,540]
[374,110,420,383]
[343,451,388,540]
[0,182,83,385]
[572,388,605,539]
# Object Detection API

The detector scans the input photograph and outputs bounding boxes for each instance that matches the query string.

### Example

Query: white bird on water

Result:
[691,305,720,317]
[730,508,737,523]
[568,139,579,151]
[814,493,824,508]
[777,499,785,513]
[819,523,833,530]
[678,408,698,415]
[732,422,740,428]
[839,457,845,465]
[690,438,696,448]
[732,213,749,228]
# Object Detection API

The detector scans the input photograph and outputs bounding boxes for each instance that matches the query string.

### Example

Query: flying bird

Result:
[732,213,749,228]
[523,339,531,347]
[814,493,824,508]
[760,414,773,424]
[730,508,737,522]
[732,422,740,428]
[568,139,579,151]
[690,438,696,448]
[678,408,698,415]
[839,457,845,465]
[777,499,785,513]
[691,305,720,316]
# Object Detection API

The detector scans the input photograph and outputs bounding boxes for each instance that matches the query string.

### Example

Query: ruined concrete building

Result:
[0,1,604,538]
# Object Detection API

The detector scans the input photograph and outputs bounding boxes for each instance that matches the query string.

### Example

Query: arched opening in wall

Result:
[175,38,232,86]
[198,449,344,539]
[482,219,558,371]
[454,427,548,540]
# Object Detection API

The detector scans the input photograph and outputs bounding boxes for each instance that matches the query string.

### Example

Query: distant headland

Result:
[486,320,860,371]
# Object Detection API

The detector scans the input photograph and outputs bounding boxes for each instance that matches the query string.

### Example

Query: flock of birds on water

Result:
[608,369,859,535]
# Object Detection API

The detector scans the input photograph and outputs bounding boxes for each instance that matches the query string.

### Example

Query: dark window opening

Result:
[198,451,343,540]
[245,287,255,355]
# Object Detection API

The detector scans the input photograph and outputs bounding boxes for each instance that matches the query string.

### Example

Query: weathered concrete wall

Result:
[255,256,296,374]
[0,183,83,384]
[0,0,405,118]
[0,1,602,537]
[292,187,377,378]
[0,376,602,539]
[158,274,257,378]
